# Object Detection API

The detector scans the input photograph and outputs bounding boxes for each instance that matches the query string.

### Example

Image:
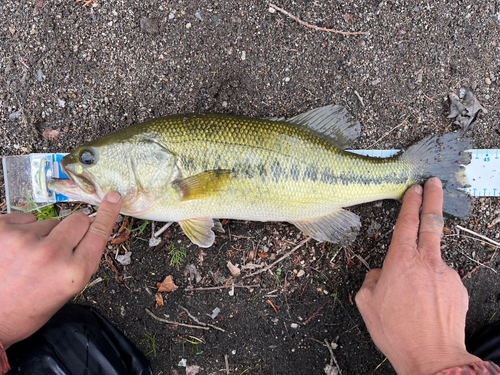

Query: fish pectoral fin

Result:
[291,209,361,245]
[179,218,219,247]
[284,105,361,149]
[173,170,234,201]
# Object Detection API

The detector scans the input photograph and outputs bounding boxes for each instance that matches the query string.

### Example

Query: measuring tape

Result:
[349,149,499,197]
[3,149,499,214]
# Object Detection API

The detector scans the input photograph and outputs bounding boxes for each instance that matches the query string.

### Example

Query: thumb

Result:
[74,192,122,276]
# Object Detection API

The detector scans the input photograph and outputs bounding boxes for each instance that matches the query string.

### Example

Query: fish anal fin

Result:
[173,170,234,201]
[179,218,219,247]
[284,105,361,149]
[291,209,361,245]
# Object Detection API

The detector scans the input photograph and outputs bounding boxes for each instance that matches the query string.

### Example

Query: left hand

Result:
[0,192,122,349]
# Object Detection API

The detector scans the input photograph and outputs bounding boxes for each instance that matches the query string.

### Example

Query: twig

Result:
[455,225,500,248]
[352,252,371,271]
[185,284,260,291]
[367,116,409,148]
[178,305,227,332]
[324,339,342,375]
[354,90,365,107]
[243,238,311,279]
[207,323,227,333]
[456,250,497,274]
[154,221,173,238]
[269,3,369,36]
[225,354,230,374]
[267,299,279,314]
[145,308,210,330]
[178,305,206,326]
[304,301,330,325]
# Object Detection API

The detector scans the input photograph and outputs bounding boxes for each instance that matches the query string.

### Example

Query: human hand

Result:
[355,178,480,375]
[0,192,122,349]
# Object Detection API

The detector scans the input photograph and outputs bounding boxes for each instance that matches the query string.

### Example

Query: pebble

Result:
[169,13,175,19]
[291,323,299,329]
[485,77,492,85]
[296,269,305,277]
[140,17,159,35]
[37,69,43,81]
[9,110,21,120]
[269,6,276,13]
[222,101,228,107]
[57,98,66,108]
[241,50,246,60]
[284,77,290,82]
[186,22,192,29]
[195,12,203,21]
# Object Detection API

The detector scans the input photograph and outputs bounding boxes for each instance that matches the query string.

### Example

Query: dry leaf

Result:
[186,365,204,375]
[155,293,164,307]
[258,252,268,258]
[42,129,60,140]
[111,230,130,245]
[157,275,178,292]
[227,261,241,276]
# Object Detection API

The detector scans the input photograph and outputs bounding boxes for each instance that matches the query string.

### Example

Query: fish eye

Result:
[80,149,96,165]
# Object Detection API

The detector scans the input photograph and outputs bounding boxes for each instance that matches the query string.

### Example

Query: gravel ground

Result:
[1,1,500,374]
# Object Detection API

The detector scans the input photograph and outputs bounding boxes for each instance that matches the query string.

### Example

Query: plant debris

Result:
[448,88,487,133]
[157,275,178,293]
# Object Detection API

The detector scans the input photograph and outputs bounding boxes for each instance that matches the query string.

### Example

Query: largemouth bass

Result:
[49,105,471,247]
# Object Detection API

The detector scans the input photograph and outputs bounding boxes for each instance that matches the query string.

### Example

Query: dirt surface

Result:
[1,1,500,374]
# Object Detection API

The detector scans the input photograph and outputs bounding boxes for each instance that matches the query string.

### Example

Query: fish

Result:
[48,105,472,247]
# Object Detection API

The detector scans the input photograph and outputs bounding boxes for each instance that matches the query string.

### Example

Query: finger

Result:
[360,268,382,292]
[45,212,91,252]
[417,178,445,266]
[73,192,122,276]
[2,212,37,225]
[386,185,423,260]
[26,218,60,237]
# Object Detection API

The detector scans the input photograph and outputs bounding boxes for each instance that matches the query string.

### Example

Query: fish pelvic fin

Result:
[402,133,472,218]
[179,218,219,247]
[283,105,361,149]
[173,170,234,201]
[291,209,361,245]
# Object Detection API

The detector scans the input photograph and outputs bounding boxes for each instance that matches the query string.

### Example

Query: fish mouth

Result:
[63,167,96,195]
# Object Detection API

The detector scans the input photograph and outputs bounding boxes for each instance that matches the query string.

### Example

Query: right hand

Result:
[0,192,122,349]
[355,178,480,375]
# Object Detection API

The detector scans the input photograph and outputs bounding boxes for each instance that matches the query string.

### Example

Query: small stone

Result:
[222,101,228,108]
[291,323,299,329]
[195,12,203,21]
[140,17,159,35]
[37,69,43,81]
[284,77,290,82]
[178,359,187,367]
[57,98,66,108]
[9,110,22,120]
[116,251,132,265]
[168,13,175,19]
[485,77,492,85]
[297,269,305,277]
[269,6,276,13]
[241,50,246,60]
[186,22,192,29]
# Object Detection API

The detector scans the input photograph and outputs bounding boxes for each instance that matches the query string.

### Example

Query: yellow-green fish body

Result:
[49,105,471,247]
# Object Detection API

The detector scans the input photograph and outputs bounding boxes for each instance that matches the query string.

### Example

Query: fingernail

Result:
[429,177,442,189]
[106,191,121,203]
[413,185,423,195]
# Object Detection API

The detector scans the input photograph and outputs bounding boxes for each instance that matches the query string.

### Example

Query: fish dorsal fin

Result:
[285,105,361,149]
[179,218,218,247]
[291,209,361,245]
[173,170,235,201]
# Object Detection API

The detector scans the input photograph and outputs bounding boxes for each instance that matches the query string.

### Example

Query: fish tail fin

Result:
[401,133,472,217]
